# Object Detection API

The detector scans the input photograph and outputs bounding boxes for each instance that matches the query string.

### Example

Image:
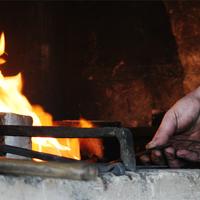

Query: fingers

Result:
[139,154,151,165]
[145,147,184,168]
[164,147,184,168]
[139,150,166,166]
[177,149,200,162]
[150,150,166,165]
[146,110,177,149]
[139,148,188,168]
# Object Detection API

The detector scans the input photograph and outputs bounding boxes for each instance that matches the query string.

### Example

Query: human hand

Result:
[145,87,200,167]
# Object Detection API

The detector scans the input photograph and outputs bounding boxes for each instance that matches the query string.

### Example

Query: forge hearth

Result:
[0,114,199,200]
[0,170,199,200]
[0,115,135,177]
[0,1,200,200]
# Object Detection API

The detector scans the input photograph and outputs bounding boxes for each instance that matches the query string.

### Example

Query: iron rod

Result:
[0,145,80,163]
[0,158,97,180]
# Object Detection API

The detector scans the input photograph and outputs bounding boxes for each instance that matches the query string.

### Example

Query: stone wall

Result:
[165,1,200,93]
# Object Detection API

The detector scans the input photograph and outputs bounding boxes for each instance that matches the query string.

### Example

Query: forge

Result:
[0,113,199,200]
[0,115,199,200]
[0,1,199,200]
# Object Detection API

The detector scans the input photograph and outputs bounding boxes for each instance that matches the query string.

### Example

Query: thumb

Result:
[146,110,177,149]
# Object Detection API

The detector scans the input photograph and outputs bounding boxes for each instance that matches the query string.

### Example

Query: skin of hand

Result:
[145,86,200,168]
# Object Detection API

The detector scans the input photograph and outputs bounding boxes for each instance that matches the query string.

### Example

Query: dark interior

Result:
[0,1,183,124]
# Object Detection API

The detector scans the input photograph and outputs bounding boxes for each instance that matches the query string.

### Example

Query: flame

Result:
[0,32,80,160]
[79,118,104,159]
[0,32,5,65]
[79,118,93,128]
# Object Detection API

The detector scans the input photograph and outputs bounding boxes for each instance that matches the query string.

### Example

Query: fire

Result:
[0,32,80,160]
[0,33,5,65]
[79,118,104,159]
[79,118,93,128]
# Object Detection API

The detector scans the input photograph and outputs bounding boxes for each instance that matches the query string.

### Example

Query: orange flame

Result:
[79,118,104,159]
[79,118,93,128]
[0,32,5,65]
[0,32,80,160]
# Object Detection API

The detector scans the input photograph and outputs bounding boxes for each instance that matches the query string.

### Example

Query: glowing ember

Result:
[79,118,93,128]
[0,32,80,160]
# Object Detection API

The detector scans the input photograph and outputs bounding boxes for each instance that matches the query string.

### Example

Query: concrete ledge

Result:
[0,169,200,200]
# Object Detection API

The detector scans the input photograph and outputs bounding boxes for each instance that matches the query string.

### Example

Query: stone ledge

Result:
[0,169,200,200]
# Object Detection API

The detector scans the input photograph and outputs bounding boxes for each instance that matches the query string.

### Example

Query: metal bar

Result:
[54,120,121,127]
[116,128,136,171]
[0,126,117,137]
[0,125,136,171]
[0,145,80,163]
[0,158,97,180]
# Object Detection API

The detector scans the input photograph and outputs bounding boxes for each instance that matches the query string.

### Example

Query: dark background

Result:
[0,1,183,122]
